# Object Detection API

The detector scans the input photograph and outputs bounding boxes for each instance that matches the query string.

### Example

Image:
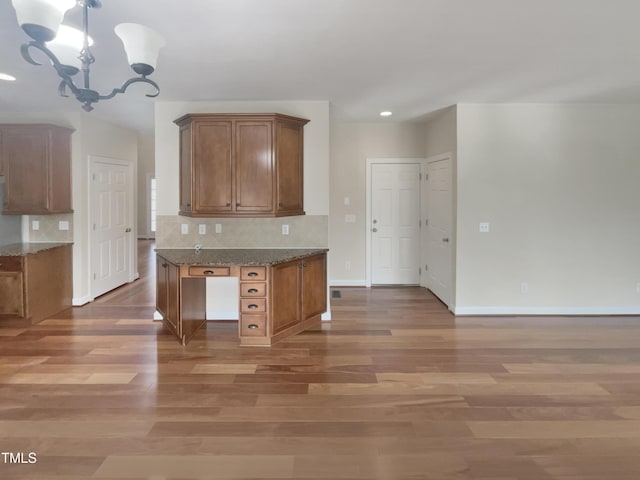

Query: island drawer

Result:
[0,257,23,272]
[240,266,266,281]
[188,266,230,277]
[241,298,266,312]
[240,283,266,297]
[240,314,267,337]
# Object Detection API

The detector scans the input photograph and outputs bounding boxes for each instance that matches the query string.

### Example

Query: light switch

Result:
[479,222,490,233]
[344,197,350,206]
[282,224,289,235]
[181,224,189,235]
[198,224,206,235]
[215,223,222,233]
[32,220,40,231]
[58,221,69,231]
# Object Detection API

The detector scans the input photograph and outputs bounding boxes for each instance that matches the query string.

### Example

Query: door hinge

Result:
[93,224,96,231]
[92,173,96,181]
[425,218,429,226]
[419,173,422,181]
[93,273,96,280]
[425,264,428,272]
[419,267,422,275]
[425,173,429,181]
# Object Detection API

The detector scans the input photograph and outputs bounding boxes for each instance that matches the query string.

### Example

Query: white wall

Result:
[330,122,425,285]
[137,133,155,238]
[154,101,330,217]
[456,104,640,314]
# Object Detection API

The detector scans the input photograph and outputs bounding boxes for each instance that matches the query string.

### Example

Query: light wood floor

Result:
[2,240,640,479]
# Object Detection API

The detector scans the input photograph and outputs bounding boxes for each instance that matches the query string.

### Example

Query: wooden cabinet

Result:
[0,245,72,325]
[175,113,309,217]
[156,254,206,345]
[156,255,180,337]
[0,124,73,215]
[270,253,327,339]
[155,250,327,346]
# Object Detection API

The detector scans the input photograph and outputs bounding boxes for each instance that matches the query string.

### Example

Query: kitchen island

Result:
[155,248,328,345]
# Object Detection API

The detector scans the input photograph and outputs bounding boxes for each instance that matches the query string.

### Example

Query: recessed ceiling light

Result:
[380,111,392,117]
[0,73,16,81]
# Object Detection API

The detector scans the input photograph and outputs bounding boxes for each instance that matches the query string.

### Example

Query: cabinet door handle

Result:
[186,203,191,207]
[162,263,168,268]
[248,324,259,329]
[226,203,231,207]
[203,270,215,275]
[278,202,283,207]
[248,288,258,293]
[236,202,240,207]
[247,272,259,277]
[248,304,259,309]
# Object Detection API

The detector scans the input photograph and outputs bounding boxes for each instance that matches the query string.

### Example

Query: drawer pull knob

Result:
[248,304,259,309]
[248,324,259,329]
[247,272,259,277]
[203,270,215,275]
[248,288,259,293]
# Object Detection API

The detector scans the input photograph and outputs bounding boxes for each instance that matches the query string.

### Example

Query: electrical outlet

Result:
[32,220,39,231]
[479,222,490,233]
[345,261,351,271]
[181,224,189,235]
[344,196,350,206]
[198,224,206,235]
[215,223,222,233]
[282,224,289,235]
[521,282,528,294]
[58,221,69,231]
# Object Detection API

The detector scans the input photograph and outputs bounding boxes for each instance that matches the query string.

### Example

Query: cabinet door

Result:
[271,260,301,334]
[275,120,304,214]
[235,121,273,213]
[302,253,327,320]
[166,261,180,336]
[2,128,49,213]
[193,121,233,214]
[0,271,24,317]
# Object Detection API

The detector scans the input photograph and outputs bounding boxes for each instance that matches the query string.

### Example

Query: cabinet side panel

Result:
[194,122,233,213]
[49,127,73,213]
[302,253,327,320]
[270,261,300,334]
[235,122,273,212]
[179,124,193,214]
[276,121,304,213]
[24,245,72,323]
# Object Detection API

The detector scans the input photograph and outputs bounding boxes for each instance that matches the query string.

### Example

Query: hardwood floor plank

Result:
[0,240,639,478]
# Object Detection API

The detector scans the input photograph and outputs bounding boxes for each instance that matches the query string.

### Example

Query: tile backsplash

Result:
[28,213,74,243]
[156,215,328,249]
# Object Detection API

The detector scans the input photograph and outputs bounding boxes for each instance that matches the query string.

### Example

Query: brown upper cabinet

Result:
[174,113,309,217]
[0,124,73,215]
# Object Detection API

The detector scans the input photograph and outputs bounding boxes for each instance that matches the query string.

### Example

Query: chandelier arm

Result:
[97,76,161,101]
[20,41,82,96]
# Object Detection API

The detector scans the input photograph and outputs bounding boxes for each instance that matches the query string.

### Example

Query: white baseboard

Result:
[330,280,366,287]
[72,295,91,307]
[454,306,640,316]
[321,308,331,321]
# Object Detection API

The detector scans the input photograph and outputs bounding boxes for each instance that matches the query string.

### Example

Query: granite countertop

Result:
[155,248,328,266]
[0,242,73,257]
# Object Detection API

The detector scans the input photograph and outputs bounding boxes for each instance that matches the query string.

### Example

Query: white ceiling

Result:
[1,0,640,133]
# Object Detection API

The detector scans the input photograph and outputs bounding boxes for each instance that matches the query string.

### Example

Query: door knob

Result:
[125,227,132,233]
[372,228,378,232]
[442,237,449,243]
[373,219,378,224]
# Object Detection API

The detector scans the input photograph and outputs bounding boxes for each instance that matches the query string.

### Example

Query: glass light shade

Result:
[11,0,76,42]
[114,23,165,76]
[45,25,93,74]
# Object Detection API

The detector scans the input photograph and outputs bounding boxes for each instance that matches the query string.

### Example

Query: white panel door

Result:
[371,163,420,284]
[92,161,131,298]
[426,157,452,304]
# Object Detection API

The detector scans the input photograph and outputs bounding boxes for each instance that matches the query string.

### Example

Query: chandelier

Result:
[10,0,165,112]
